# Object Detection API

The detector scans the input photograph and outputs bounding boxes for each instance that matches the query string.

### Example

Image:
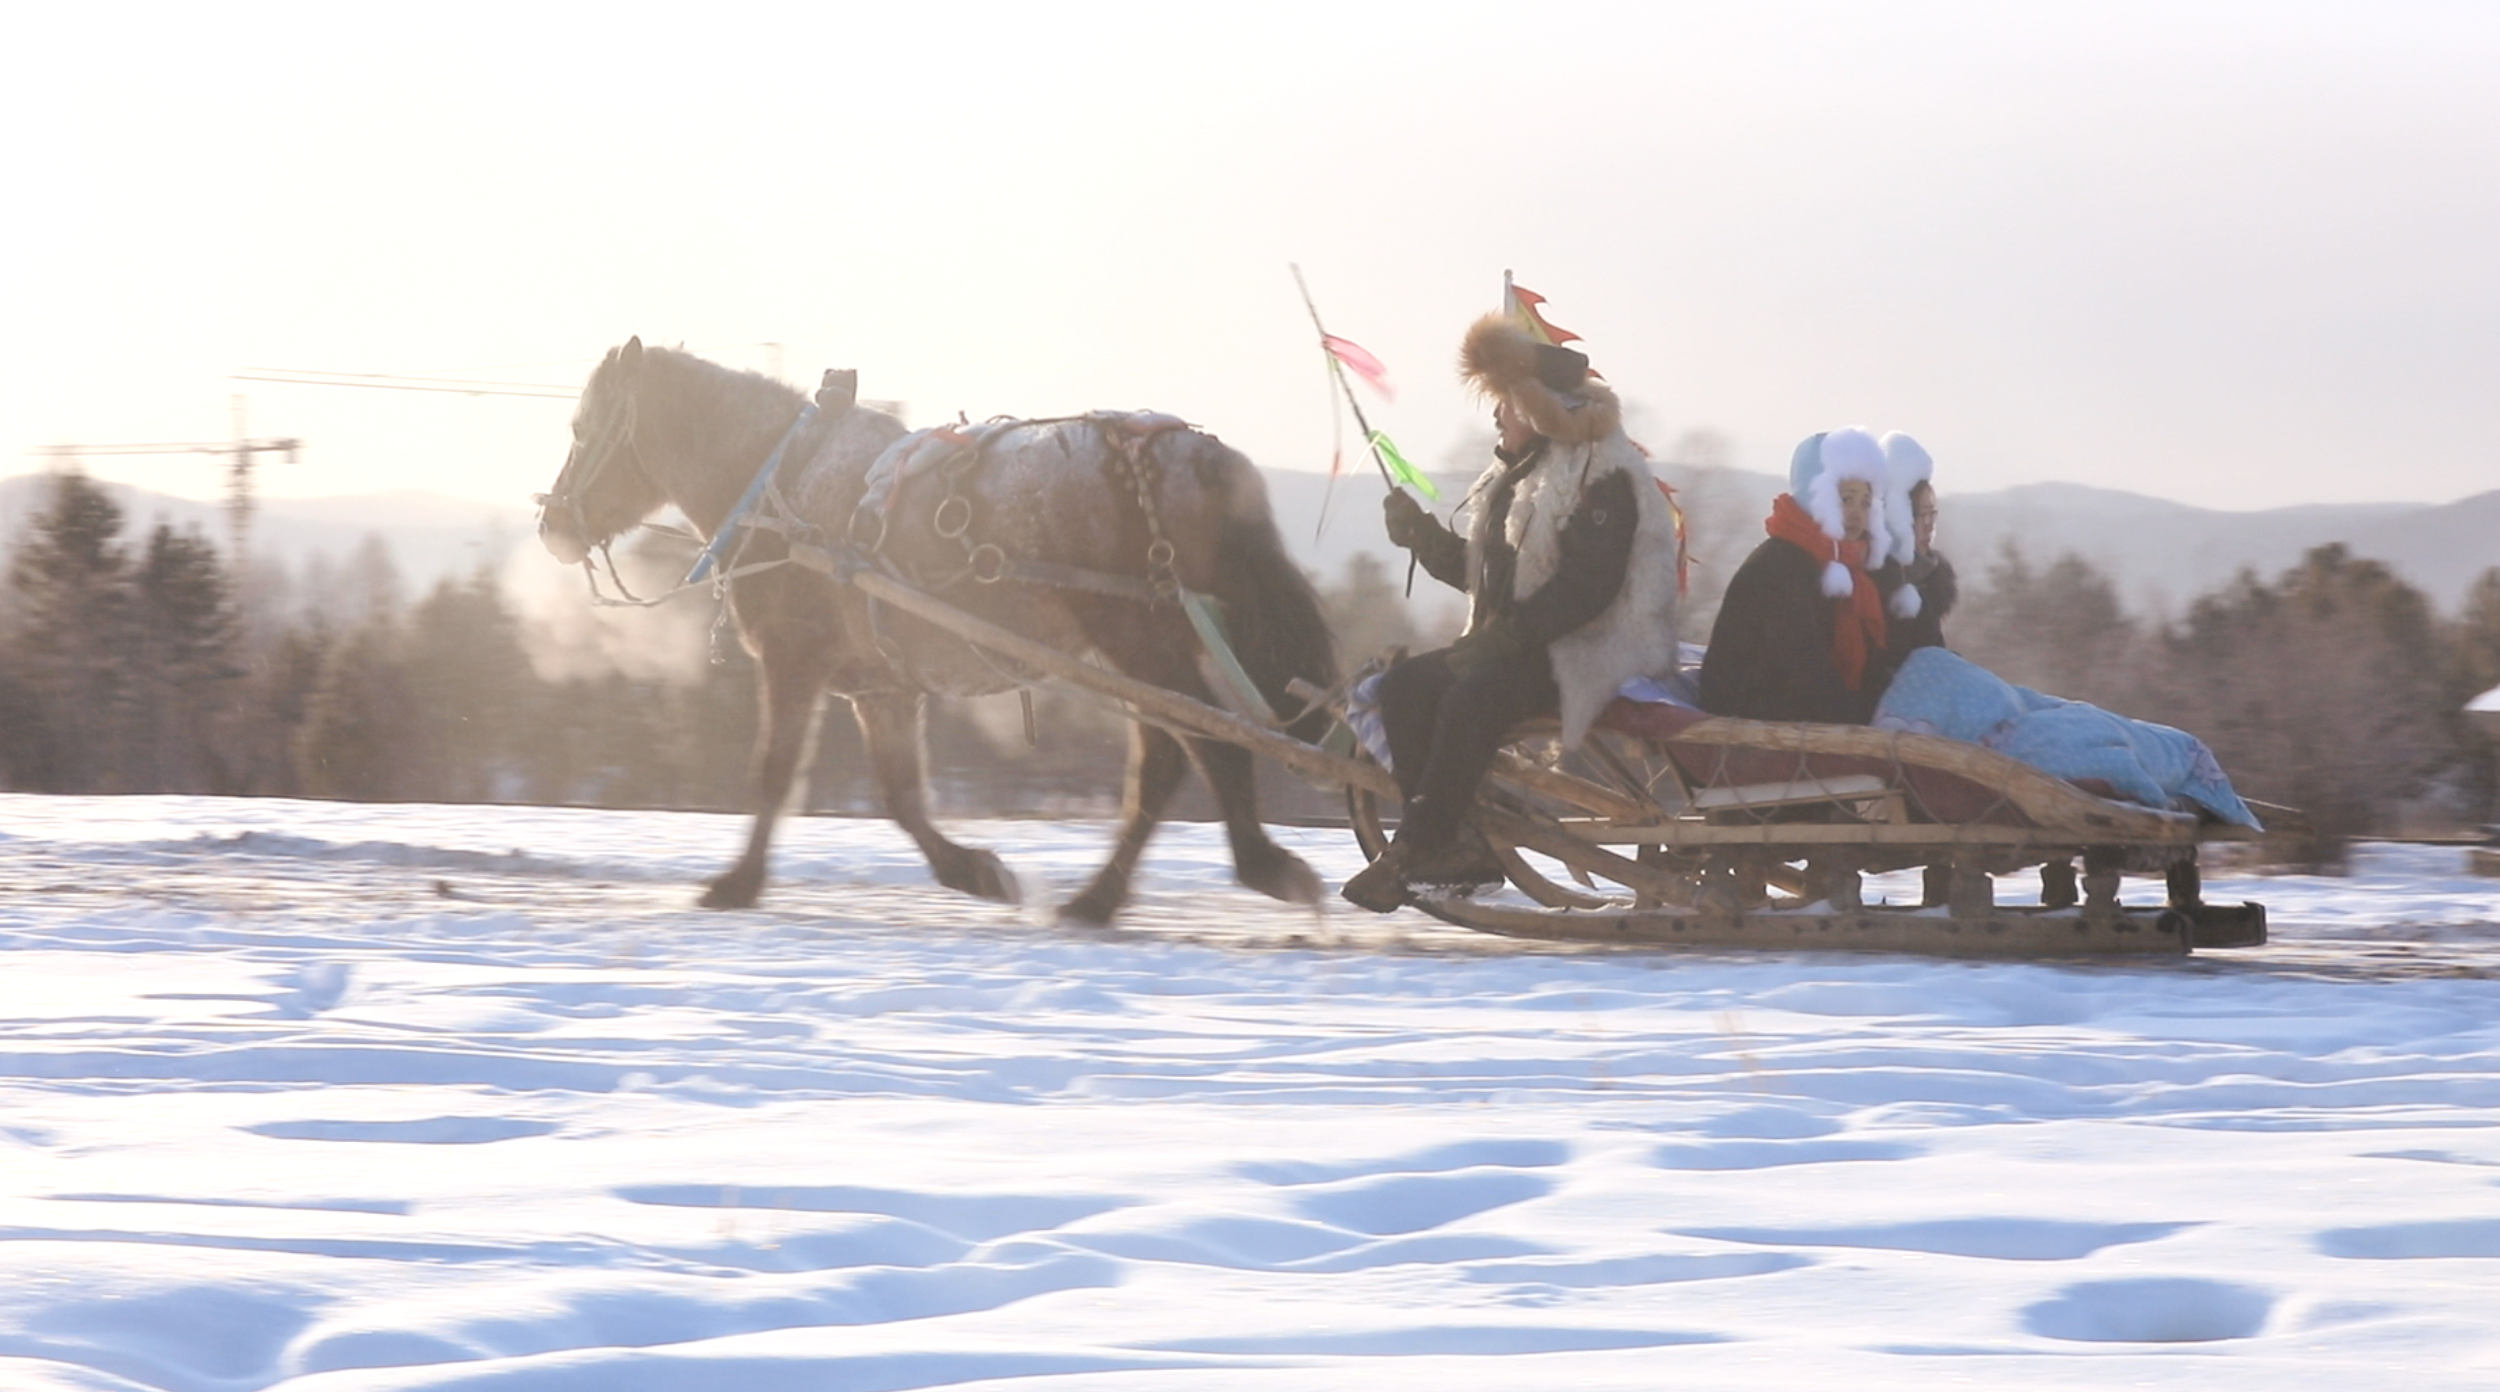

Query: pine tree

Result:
[234,620,332,796]
[4,472,134,791]
[129,524,241,791]
[1953,544,2142,710]
[403,569,537,803]
[2444,567,2500,825]
[1320,551,1424,669]
[294,619,417,801]
[2153,545,2462,863]
[0,663,56,790]
[2452,568,2500,701]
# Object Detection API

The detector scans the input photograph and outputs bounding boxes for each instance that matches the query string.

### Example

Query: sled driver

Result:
[1342,314,1683,912]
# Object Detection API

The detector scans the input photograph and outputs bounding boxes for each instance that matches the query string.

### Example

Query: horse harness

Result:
[844,409,1189,605]
[833,410,1201,693]
[555,370,1281,725]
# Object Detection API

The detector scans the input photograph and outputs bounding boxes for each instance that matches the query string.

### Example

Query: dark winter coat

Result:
[1699,534,1892,725]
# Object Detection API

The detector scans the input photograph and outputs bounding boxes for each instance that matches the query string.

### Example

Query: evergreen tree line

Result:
[0,471,1241,819]
[1946,543,2500,866]
[6,470,2498,865]
[0,472,802,811]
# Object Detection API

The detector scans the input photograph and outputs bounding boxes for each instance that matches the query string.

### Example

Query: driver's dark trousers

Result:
[1374,646,1559,853]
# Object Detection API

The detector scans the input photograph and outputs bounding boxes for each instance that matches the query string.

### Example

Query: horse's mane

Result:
[633,343,806,410]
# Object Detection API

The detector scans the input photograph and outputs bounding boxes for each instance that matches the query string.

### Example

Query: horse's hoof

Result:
[1056,864,1131,925]
[698,870,762,910]
[939,849,1021,905]
[1055,891,1120,928]
[1241,848,1324,908]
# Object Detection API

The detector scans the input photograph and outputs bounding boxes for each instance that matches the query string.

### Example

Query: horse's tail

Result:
[1210,467,1339,744]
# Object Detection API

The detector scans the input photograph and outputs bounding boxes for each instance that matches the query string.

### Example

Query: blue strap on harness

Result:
[683,403,817,586]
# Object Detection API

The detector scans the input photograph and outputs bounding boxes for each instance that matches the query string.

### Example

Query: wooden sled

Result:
[1340,698,2274,959]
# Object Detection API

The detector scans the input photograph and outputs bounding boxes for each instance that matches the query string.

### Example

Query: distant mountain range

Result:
[9,468,2495,617]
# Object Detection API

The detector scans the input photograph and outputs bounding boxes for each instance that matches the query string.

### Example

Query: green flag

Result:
[1368,430,1439,502]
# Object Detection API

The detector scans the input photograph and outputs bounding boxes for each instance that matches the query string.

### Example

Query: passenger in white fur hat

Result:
[1696,427,1900,724]
[1878,430,1956,655]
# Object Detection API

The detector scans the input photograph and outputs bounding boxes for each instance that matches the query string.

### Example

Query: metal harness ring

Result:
[848,507,889,553]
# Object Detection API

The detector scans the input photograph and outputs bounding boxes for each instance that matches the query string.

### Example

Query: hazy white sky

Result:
[5,1,2494,512]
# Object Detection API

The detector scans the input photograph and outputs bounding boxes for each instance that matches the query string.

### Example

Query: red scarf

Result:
[1765,492,1887,691]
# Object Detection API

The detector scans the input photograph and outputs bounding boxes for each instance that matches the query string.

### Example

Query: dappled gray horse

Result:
[536,339,1336,922]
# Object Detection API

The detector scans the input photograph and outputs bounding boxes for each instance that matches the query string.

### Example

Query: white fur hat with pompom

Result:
[1879,432,1933,567]
[1792,427,1889,597]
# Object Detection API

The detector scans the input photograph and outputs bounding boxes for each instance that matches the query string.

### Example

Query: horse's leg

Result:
[852,689,1018,903]
[1059,718,1193,927]
[700,644,832,910]
[1073,644,1322,921]
[1188,726,1324,910]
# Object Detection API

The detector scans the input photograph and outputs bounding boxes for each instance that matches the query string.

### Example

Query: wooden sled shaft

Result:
[822,561,1397,799]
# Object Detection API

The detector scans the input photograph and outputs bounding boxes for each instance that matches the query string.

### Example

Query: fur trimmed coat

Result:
[1401,319,1683,748]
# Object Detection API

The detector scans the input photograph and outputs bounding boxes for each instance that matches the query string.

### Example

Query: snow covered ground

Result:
[2,792,2497,1390]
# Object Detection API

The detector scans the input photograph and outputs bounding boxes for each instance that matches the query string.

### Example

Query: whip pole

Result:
[1290,264,1420,594]
[1290,264,1397,491]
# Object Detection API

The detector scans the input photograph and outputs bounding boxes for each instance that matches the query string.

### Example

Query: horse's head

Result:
[538,336,667,567]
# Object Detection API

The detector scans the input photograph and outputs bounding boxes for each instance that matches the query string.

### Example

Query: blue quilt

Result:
[1873,649,2261,829]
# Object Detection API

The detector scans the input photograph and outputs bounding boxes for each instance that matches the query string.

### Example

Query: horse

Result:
[535,338,1339,924]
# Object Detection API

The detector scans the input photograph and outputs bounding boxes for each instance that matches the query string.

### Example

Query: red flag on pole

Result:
[1322,334,1394,400]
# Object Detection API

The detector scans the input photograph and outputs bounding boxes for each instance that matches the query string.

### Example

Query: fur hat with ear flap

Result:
[1459,314,1621,444]
[1880,431,1932,618]
[1879,432,1933,568]
[1788,432,1829,499]
[1792,426,1888,597]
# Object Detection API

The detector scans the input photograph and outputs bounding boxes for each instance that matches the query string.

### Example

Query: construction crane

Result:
[37,351,842,564]
[35,395,300,562]
[30,363,585,564]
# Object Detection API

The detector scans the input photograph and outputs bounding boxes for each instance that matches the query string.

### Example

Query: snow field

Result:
[1,794,2496,1389]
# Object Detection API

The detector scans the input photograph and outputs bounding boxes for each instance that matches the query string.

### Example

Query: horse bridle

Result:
[535,385,646,552]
